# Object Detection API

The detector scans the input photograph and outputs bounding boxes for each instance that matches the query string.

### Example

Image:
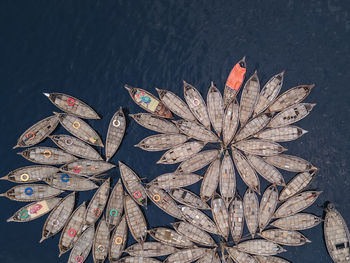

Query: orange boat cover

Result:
[225,62,247,91]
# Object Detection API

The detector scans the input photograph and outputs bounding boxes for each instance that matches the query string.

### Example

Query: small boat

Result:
[106,179,124,230]
[268,84,314,113]
[93,217,109,263]
[124,194,147,245]
[125,242,178,257]
[259,185,278,232]
[105,107,126,161]
[219,151,236,204]
[236,239,286,256]
[6,197,61,223]
[50,134,103,161]
[232,148,260,194]
[157,141,205,164]
[43,92,100,119]
[279,169,317,201]
[273,191,322,218]
[180,206,219,234]
[40,192,75,243]
[254,256,290,263]
[135,134,189,152]
[271,213,322,231]
[200,158,221,202]
[59,202,86,257]
[125,85,173,118]
[119,161,147,206]
[222,99,240,146]
[211,194,230,240]
[145,184,183,219]
[173,120,219,143]
[1,165,59,183]
[0,184,63,202]
[148,227,194,248]
[233,114,271,142]
[109,216,128,262]
[233,139,287,157]
[169,188,210,210]
[176,149,219,173]
[207,82,224,135]
[129,113,179,134]
[324,203,350,263]
[18,147,78,165]
[54,112,104,147]
[156,88,196,121]
[263,154,315,173]
[60,159,115,177]
[197,250,220,263]
[239,71,260,126]
[68,226,94,263]
[246,154,285,186]
[44,173,98,191]
[243,188,259,238]
[253,71,284,117]
[118,257,161,263]
[13,115,59,149]
[260,229,311,246]
[223,56,247,108]
[255,126,308,142]
[226,246,258,263]
[183,81,211,129]
[164,247,211,263]
[149,173,202,189]
[229,194,244,244]
[172,221,216,247]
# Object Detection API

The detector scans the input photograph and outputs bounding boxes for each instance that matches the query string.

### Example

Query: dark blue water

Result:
[0,1,349,262]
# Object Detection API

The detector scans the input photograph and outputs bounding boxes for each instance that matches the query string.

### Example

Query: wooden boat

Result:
[44,173,98,191]
[259,185,278,232]
[271,213,322,231]
[43,92,100,119]
[255,126,308,142]
[229,194,244,244]
[54,112,104,147]
[263,154,315,173]
[118,257,161,263]
[0,183,63,202]
[183,81,211,129]
[13,115,59,149]
[279,169,317,201]
[226,246,258,263]
[156,88,196,121]
[253,71,284,117]
[246,154,285,186]
[125,242,178,257]
[60,159,115,177]
[157,141,205,165]
[223,56,247,107]
[254,255,290,263]
[1,165,59,183]
[7,197,61,223]
[129,113,179,134]
[268,103,316,128]
[232,148,260,194]
[197,250,220,263]
[176,149,219,173]
[207,82,224,135]
[236,239,286,256]
[180,206,219,234]
[233,114,271,142]
[211,194,230,240]
[149,173,202,189]
[105,107,126,161]
[93,217,110,263]
[119,161,147,206]
[219,151,236,204]
[324,203,350,262]
[50,134,103,161]
[148,227,194,248]
[106,179,124,230]
[233,139,287,157]
[59,202,86,257]
[243,188,259,238]
[125,85,173,118]
[145,184,183,219]
[40,192,75,243]
[200,158,221,202]
[68,226,95,263]
[172,221,216,247]
[222,99,240,146]
[164,248,210,263]
[174,120,219,143]
[109,215,128,262]
[239,71,260,126]
[135,134,189,152]
[124,194,147,245]
[169,188,210,210]
[260,229,311,246]
[268,84,314,113]
[273,191,322,218]
[18,147,78,165]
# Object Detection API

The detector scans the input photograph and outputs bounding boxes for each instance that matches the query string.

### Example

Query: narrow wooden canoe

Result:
[68,226,95,263]
[1,165,59,183]
[60,159,115,177]
[226,246,258,263]
[106,179,124,230]
[164,248,210,263]
[129,113,179,134]
[125,85,173,118]
[157,141,205,164]
[220,150,236,204]
[236,239,286,256]
[93,217,110,263]
[18,147,78,165]
[197,250,220,263]
[243,188,259,238]
[207,82,224,135]
[254,255,290,263]
[109,215,128,262]
[135,133,189,152]
[125,242,178,258]
[255,126,308,142]
[233,139,287,157]
[149,173,202,189]
[222,99,240,146]
[117,257,161,263]
[148,227,194,248]
[176,149,219,173]
[211,194,230,240]
[169,188,210,210]
[271,213,322,231]
[263,154,315,173]
[260,229,311,246]
[174,120,219,143]
[233,114,271,142]
[180,206,219,234]
[259,185,278,232]
[200,158,221,202]
[44,173,98,191]
[229,194,244,244]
